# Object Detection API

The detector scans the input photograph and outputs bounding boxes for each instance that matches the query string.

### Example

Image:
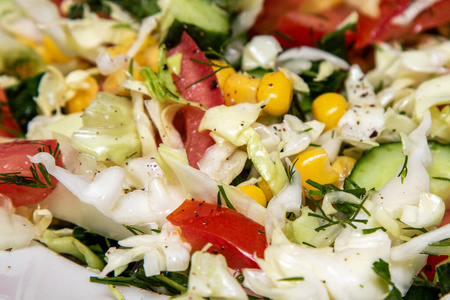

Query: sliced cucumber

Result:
[428,142,450,204]
[160,0,230,51]
[347,142,450,203]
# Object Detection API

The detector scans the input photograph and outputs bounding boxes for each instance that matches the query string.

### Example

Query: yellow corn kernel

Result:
[106,45,129,57]
[42,35,72,64]
[312,92,348,131]
[223,73,260,106]
[293,147,339,194]
[238,185,267,207]
[138,44,160,73]
[257,178,274,201]
[134,37,159,70]
[102,69,130,96]
[332,156,357,188]
[14,35,72,65]
[211,60,236,89]
[65,76,99,113]
[257,71,293,116]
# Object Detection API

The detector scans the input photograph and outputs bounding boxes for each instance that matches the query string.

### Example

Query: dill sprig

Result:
[186,48,233,89]
[397,155,408,184]
[304,180,369,232]
[278,276,305,281]
[217,185,236,211]
[433,176,450,182]
[0,143,61,189]
[123,225,145,235]
[395,218,428,233]
[186,59,233,89]
[287,159,298,183]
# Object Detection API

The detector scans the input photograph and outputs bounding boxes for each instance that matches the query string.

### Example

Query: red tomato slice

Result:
[251,0,307,34]
[0,88,22,138]
[0,140,63,207]
[167,199,267,270]
[355,0,410,48]
[271,5,354,48]
[356,0,450,48]
[167,32,224,168]
[182,107,216,168]
[420,254,449,282]
[407,0,450,36]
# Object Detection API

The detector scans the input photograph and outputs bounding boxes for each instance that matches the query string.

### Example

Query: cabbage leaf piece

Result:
[184,245,247,299]
[0,207,52,251]
[72,92,141,166]
[100,223,191,277]
[243,221,391,300]
[29,152,186,227]
[199,102,288,195]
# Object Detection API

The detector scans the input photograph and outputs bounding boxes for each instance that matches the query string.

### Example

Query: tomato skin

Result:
[167,199,267,270]
[355,0,411,48]
[0,88,22,138]
[182,107,216,168]
[407,0,450,35]
[253,0,450,50]
[441,209,450,227]
[273,5,353,48]
[0,140,63,207]
[355,0,450,48]
[167,32,224,168]
[251,0,307,34]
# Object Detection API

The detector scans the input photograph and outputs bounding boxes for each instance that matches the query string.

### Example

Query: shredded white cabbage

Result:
[200,102,288,195]
[184,245,248,299]
[241,35,282,71]
[4,4,450,299]
[338,65,385,149]
[277,46,350,72]
[371,110,445,228]
[244,222,391,300]
[100,223,191,277]
[0,207,52,251]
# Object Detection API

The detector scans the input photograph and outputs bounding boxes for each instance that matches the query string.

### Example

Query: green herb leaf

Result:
[67,0,160,21]
[186,57,233,89]
[278,276,305,281]
[123,225,145,236]
[217,185,236,211]
[287,62,348,121]
[397,155,409,184]
[91,270,188,294]
[403,284,440,300]
[319,22,357,61]
[437,261,450,295]
[433,177,450,182]
[72,226,117,258]
[287,159,298,183]
[372,259,402,299]
[4,73,43,132]
[362,227,387,235]
[428,238,450,247]
[140,47,206,109]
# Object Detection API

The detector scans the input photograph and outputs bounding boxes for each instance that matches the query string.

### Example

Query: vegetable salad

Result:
[1,0,450,299]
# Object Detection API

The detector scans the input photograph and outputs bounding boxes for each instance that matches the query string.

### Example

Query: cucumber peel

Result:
[347,142,450,203]
[160,0,230,51]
